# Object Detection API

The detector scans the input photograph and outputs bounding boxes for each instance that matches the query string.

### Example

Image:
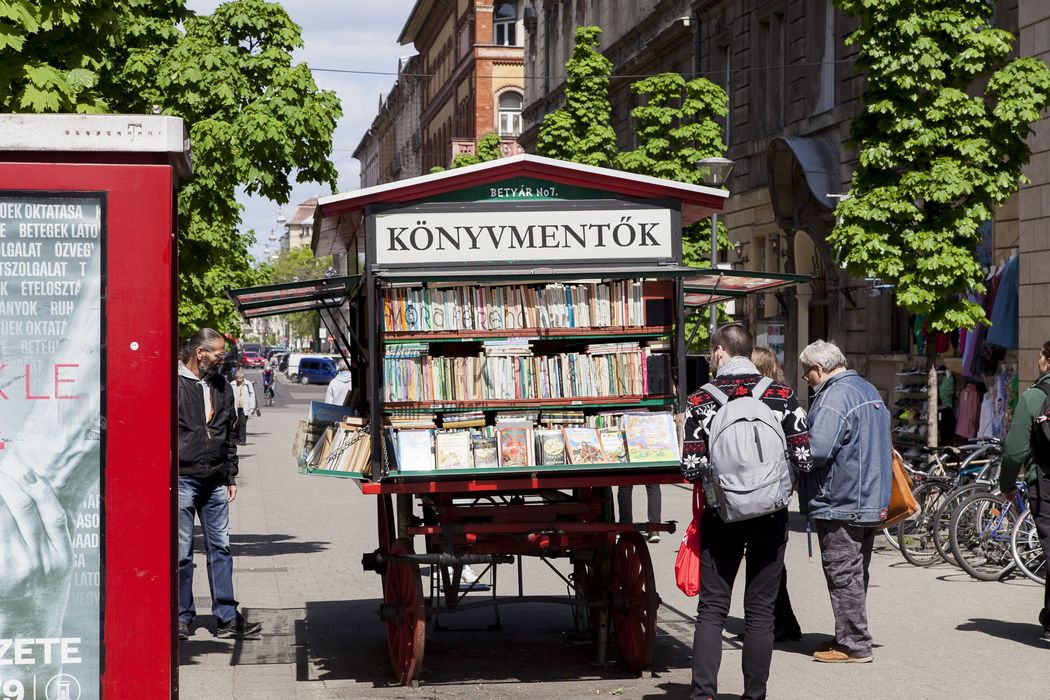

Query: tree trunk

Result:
[926,342,939,448]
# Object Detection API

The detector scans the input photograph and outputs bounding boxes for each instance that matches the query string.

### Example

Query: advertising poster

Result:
[0,193,103,700]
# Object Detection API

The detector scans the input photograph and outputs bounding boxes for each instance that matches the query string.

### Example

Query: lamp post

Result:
[697,156,734,343]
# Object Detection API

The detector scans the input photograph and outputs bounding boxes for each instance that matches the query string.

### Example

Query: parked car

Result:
[240,350,266,368]
[296,357,337,385]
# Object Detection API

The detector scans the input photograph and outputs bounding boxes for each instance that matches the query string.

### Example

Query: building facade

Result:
[519,0,1039,425]
[354,55,423,188]
[399,0,526,171]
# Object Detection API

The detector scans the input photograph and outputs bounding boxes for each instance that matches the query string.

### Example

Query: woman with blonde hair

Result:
[751,345,802,643]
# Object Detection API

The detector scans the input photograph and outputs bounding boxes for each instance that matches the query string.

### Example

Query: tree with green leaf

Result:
[437,131,502,170]
[832,0,1050,444]
[536,26,617,167]
[0,0,342,338]
[616,73,732,350]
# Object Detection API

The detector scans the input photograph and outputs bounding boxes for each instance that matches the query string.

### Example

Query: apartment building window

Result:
[756,12,785,133]
[499,91,523,136]
[495,2,518,46]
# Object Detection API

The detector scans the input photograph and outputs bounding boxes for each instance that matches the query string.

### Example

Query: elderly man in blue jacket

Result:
[798,340,892,664]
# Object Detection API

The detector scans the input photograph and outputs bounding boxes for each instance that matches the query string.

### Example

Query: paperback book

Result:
[599,428,627,463]
[397,429,435,471]
[498,427,533,467]
[624,412,679,462]
[436,430,473,469]
[535,429,567,465]
[562,427,606,465]
[472,435,499,469]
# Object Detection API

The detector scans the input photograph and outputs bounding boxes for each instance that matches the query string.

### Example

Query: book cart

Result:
[230,155,807,686]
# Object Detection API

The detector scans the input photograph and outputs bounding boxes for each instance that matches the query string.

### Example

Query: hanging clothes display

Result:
[955,383,980,439]
[986,255,1018,349]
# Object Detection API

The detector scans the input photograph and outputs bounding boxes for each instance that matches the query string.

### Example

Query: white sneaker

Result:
[461,564,480,583]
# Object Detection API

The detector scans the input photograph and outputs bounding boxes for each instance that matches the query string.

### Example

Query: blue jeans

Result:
[178,475,238,624]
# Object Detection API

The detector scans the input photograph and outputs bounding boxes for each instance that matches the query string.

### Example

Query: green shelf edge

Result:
[386,459,681,479]
[383,397,676,414]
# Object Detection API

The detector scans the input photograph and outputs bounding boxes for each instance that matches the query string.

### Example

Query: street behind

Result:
[179,371,1043,699]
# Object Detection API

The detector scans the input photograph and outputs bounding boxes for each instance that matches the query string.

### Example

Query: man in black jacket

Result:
[177,328,260,640]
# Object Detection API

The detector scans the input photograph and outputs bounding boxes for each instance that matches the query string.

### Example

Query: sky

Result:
[184,0,417,260]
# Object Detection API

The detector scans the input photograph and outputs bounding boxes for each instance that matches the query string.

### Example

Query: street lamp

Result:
[697,156,734,342]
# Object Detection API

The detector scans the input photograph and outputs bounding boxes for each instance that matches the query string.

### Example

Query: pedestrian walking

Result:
[998,339,1050,640]
[752,345,803,643]
[232,369,259,445]
[325,358,354,407]
[682,324,812,700]
[177,329,261,640]
[798,339,891,663]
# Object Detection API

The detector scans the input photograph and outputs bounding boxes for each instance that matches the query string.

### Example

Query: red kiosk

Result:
[0,114,190,699]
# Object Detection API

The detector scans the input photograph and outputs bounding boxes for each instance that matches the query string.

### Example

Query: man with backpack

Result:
[999,340,1050,640]
[798,340,891,664]
[682,323,812,700]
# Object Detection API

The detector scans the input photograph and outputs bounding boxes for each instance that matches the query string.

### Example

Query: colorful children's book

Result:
[498,427,533,467]
[562,427,606,464]
[599,428,627,463]
[436,430,473,470]
[472,435,499,469]
[624,412,679,462]
[397,429,434,471]
[535,429,567,465]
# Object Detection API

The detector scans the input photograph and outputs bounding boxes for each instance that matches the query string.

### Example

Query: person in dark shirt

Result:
[177,328,261,641]
[682,324,812,700]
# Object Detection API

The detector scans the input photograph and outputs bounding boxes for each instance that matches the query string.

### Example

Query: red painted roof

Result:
[312,154,728,256]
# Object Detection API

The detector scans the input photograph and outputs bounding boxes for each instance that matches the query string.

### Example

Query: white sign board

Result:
[374,207,674,265]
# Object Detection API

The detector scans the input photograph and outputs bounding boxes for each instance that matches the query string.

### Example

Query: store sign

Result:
[375,207,674,265]
[0,193,103,699]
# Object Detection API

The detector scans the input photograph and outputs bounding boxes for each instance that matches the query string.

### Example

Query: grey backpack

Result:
[700,377,792,522]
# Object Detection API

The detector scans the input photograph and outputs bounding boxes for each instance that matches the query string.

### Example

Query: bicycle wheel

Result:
[950,492,1019,581]
[897,482,946,566]
[1011,509,1046,586]
[933,482,991,567]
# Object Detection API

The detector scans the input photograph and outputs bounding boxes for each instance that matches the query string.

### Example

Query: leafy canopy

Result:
[536,26,617,167]
[0,0,342,338]
[832,0,1050,331]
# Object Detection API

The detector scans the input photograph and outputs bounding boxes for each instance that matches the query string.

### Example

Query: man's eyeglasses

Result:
[200,346,226,360]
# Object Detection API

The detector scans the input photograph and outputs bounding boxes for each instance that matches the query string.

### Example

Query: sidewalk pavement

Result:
[179,374,1046,698]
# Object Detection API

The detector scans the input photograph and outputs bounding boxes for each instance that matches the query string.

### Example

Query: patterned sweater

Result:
[681,371,813,483]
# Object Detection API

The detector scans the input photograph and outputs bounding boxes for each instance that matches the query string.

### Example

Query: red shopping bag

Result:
[675,483,704,597]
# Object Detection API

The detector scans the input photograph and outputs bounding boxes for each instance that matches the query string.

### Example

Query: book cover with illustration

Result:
[436,430,473,469]
[472,435,499,469]
[598,428,627,463]
[397,429,434,471]
[562,427,606,464]
[535,429,567,465]
[498,427,533,467]
[624,412,679,462]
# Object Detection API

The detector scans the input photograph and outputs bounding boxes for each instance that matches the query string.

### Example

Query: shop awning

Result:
[682,269,811,307]
[227,275,361,319]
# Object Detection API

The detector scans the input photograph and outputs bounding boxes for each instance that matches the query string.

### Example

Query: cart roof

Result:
[683,268,812,306]
[312,153,729,257]
[227,275,361,318]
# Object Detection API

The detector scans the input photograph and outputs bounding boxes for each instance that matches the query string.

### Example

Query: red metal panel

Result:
[0,162,175,698]
[360,472,686,495]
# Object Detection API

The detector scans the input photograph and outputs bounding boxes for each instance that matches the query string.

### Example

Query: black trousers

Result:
[236,408,248,444]
[691,508,788,700]
[1031,471,1050,623]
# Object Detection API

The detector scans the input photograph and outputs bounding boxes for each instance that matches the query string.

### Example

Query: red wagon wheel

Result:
[610,531,658,674]
[384,538,426,685]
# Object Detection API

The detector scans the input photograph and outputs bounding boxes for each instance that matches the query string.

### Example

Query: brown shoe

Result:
[816,640,842,653]
[813,648,873,663]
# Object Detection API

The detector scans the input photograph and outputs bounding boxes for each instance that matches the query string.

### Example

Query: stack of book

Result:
[304,418,372,475]
[383,280,648,333]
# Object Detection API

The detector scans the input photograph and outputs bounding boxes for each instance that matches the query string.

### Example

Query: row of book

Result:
[382,344,671,403]
[383,281,649,333]
[389,411,680,472]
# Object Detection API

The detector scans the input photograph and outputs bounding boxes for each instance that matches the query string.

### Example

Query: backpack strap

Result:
[750,376,774,399]
[702,382,729,407]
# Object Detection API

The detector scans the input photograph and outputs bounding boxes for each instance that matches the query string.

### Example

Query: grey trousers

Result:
[815,520,876,656]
